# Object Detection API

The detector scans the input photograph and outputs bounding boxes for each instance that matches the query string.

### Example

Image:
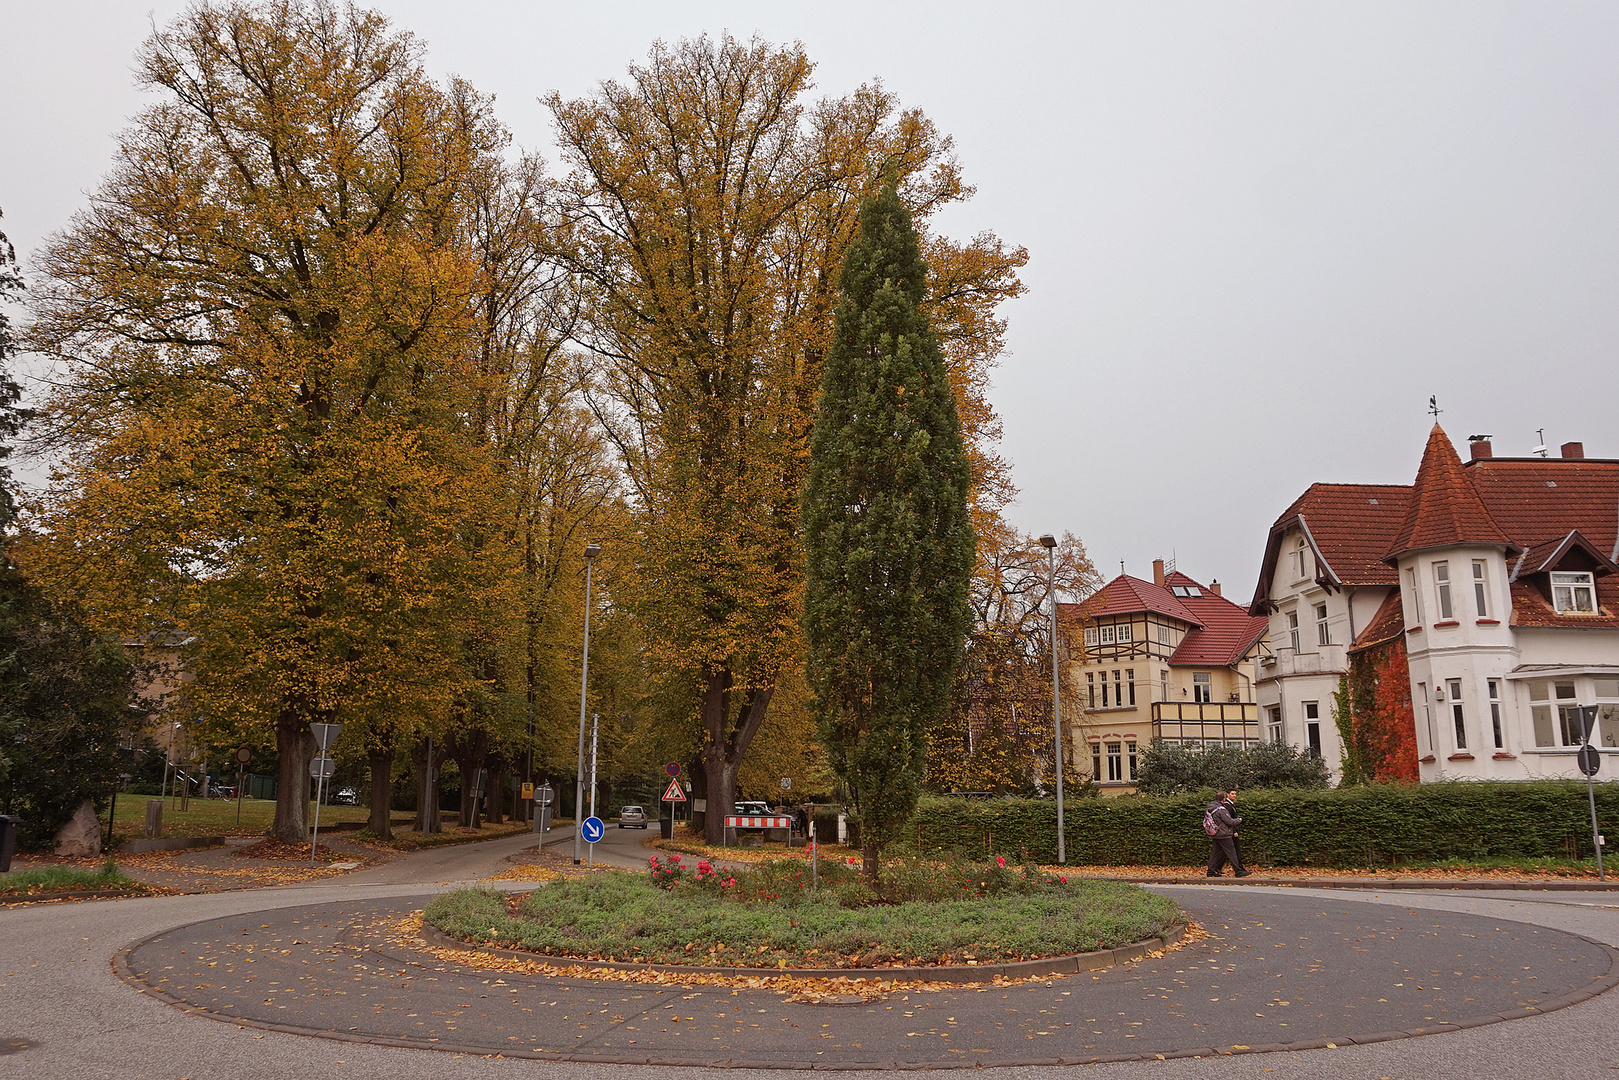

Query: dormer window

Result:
[1169,584,1201,598]
[1551,571,1596,614]
[1292,537,1309,581]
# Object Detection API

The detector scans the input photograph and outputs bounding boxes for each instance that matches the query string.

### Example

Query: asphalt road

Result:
[8,830,1619,1080]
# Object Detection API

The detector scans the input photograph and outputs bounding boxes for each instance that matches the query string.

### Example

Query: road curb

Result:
[418,921,1187,983]
[1134,875,1619,891]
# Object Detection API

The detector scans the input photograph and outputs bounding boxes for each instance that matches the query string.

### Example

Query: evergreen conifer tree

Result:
[802,181,975,884]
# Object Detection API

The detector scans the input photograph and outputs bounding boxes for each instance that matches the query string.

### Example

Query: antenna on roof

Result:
[1428,395,1442,419]
[1532,428,1549,457]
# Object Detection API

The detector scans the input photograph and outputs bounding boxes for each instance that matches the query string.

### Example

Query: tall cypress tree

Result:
[802,181,975,885]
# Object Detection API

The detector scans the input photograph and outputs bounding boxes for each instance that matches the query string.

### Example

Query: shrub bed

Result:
[423,854,1181,968]
[907,781,1619,867]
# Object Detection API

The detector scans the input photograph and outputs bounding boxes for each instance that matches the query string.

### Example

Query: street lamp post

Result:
[573,542,601,864]
[1038,533,1065,865]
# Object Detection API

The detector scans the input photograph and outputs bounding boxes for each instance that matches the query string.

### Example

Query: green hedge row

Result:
[905,782,1619,867]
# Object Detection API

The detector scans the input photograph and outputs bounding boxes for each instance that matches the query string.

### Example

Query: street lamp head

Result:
[584,543,601,560]
[1037,534,1057,550]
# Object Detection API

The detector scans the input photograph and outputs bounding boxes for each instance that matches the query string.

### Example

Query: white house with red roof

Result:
[1252,425,1619,783]
[1061,562,1269,793]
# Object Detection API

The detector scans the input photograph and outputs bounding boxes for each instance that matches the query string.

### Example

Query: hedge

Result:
[905,782,1619,868]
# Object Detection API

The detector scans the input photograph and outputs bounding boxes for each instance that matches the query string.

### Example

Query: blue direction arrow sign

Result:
[581,816,605,844]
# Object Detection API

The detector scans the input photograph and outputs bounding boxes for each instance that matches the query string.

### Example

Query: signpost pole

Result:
[1581,706,1605,881]
[308,724,342,867]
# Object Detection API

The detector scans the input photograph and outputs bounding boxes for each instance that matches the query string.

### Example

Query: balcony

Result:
[1259,643,1347,677]
[1151,701,1261,744]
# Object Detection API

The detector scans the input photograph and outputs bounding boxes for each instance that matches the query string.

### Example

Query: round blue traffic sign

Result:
[665,761,681,777]
[581,816,605,843]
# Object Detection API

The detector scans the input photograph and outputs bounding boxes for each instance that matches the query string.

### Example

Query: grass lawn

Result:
[0,861,148,897]
[426,855,1183,969]
[110,796,371,840]
[110,796,544,847]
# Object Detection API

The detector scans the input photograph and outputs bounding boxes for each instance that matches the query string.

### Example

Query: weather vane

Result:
[1428,395,1442,419]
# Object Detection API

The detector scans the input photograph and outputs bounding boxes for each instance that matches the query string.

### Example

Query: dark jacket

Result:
[1207,799,1242,839]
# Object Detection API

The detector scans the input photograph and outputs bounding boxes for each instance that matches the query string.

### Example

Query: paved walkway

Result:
[8,832,1619,1078]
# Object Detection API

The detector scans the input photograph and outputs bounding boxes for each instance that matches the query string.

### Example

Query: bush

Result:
[907,782,1619,867]
[1135,739,1330,795]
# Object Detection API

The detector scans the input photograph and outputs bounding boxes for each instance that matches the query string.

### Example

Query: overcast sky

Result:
[4,2,1616,602]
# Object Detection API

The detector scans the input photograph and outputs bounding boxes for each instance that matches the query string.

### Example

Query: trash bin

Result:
[659,815,673,840]
[0,815,20,873]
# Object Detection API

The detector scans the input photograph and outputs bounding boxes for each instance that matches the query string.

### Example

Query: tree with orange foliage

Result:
[550,35,1025,841]
[25,1,511,844]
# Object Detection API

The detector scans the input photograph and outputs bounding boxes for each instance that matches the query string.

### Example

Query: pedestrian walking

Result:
[1203,788,1251,877]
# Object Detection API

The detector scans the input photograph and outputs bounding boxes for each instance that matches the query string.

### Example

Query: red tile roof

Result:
[1350,589,1406,652]
[1161,572,1270,667]
[1384,426,1514,561]
[1466,457,1619,560]
[1249,483,1411,612]
[1076,574,1202,625]
[1071,571,1263,667]
[1509,577,1619,629]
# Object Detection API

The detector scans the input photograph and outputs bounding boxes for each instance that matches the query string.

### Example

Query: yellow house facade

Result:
[1061,562,1269,795]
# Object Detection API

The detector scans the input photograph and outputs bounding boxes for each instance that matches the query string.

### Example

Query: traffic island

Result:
[115,888,1619,1067]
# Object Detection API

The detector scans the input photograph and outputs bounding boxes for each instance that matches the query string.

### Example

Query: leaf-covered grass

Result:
[425,855,1181,969]
[0,860,143,895]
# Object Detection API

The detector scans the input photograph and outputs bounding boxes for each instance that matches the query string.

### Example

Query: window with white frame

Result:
[1417,682,1432,755]
[1551,571,1596,614]
[1084,626,1098,646]
[1293,536,1308,580]
[1267,705,1283,744]
[1315,603,1330,646]
[1434,561,1453,620]
[1125,668,1136,706]
[1304,701,1321,757]
[1530,680,1585,747]
[1112,669,1123,707]
[1473,561,1489,618]
[1407,567,1424,624]
[1160,668,1170,701]
[1193,671,1212,703]
[1446,678,1467,750]
[1157,624,1171,645]
[1127,742,1138,781]
[1086,671,1096,709]
[1287,610,1300,652]
[1598,678,1619,748]
[1090,743,1101,781]
[1105,741,1124,782]
[1488,679,1504,749]
[1099,624,1116,645]
[1116,623,1132,642]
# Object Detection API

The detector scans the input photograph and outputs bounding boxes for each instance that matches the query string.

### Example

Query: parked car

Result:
[733,801,770,817]
[617,805,648,828]
[330,786,359,805]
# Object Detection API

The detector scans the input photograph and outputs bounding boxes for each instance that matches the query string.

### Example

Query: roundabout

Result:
[112,887,1619,1068]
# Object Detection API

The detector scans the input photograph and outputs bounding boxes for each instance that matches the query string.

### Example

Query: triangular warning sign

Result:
[663,777,687,802]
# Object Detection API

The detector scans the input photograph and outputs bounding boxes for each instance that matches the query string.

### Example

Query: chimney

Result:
[1209,580,1222,597]
[1152,559,1165,587]
[1468,438,1492,460]
[1561,441,1585,459]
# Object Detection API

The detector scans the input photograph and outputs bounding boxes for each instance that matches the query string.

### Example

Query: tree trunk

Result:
[412,738,443,834]
[698,668,775,844]
[863,835,880,891]
[450,730,488,828]
[484,758,508,825]
[366,745,394,839]
[272,713,314,844]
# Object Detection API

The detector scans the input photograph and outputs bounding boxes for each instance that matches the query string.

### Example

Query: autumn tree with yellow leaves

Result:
[25,1,514,844]
[550,35,1026,840]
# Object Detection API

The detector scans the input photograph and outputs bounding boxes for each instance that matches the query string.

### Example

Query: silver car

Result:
[617,805,648,828]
